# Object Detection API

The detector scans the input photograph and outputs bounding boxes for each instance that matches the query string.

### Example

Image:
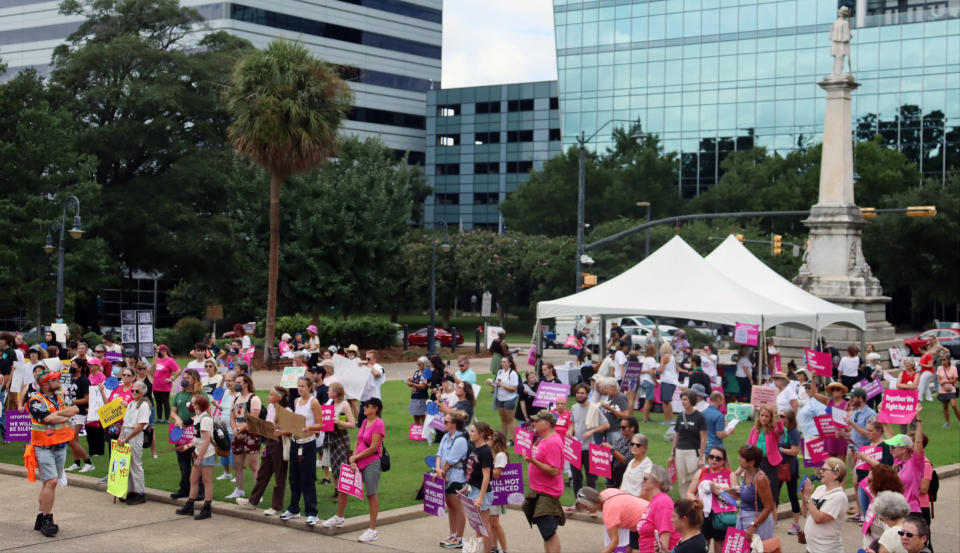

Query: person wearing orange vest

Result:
[26,367,78,537]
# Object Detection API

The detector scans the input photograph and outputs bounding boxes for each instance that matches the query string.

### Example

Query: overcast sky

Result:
[441,0,557,89]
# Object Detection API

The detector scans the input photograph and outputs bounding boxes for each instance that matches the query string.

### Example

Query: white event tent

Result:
[705,235,865,331]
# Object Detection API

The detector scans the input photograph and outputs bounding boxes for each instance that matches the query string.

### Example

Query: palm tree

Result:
[225,40,352,362]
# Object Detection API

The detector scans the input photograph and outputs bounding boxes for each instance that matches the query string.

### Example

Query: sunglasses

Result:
[708,454,724,461]
[619,425,631,430]
[132,389,142,395]
[897,531,917,538]
[122,374,134,378]
[630,442,643,447]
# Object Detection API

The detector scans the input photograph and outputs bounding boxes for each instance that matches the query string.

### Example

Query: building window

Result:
[474,162,499,175]
[475,101,501,114]
[549,97,559,110]
[474,131,500,145]
[506,160,533,173]
[506,130,534,143]
[437,134,459,146]
[437,104,460,117]
[548,128,561,141]
[507,98,534,112]
[349,106,425,129]
[434,193,459,205]
[474,192,500,205]
[435,163,460,175]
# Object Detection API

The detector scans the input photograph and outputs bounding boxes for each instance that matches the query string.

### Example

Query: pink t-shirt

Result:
[699,468,737,513]
[897,450,926,513]
[553,410,571,437]
[153,357,180,392]
[109,385,134,405]
[600,488,649,530]
[355,417,385,470]
[918,457,933,508]
[636,492,680,553]
[528,432,564,497]
[937,364,958,394]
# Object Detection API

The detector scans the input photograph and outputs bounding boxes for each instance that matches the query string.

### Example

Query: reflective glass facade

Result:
[553,0,960,196]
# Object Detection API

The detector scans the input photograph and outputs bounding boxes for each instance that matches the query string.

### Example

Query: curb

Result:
[0,462,426,536]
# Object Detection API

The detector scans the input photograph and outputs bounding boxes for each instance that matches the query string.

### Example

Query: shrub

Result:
[81,332,102,347]
[257,314,397,349]
[158,317,208,355]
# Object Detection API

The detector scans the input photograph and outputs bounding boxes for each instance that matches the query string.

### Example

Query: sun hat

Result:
[305,325,318,334]
[770,372,789,381]
[320,359,335,370]
[826,382,849,395]
[346,344,360,353]
[795,368,812,380]
[690,383,708,397]
[883,434,913,448]
[530,409,557,425]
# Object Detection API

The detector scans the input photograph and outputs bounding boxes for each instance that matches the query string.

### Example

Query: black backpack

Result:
[194,414,231,456]
[929,470,939,503]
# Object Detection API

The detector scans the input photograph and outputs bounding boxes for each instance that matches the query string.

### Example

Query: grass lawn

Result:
[2,374,957,517]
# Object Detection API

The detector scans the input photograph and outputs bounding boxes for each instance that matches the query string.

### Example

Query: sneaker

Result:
[358,529,380,543]
[787,523,801,535]
[235,497,254,508]
[225,488,245,499]
[305,516,320,526]
[264,508,278,516]
[439,537,461,549]
[316,459,322,468]
[321,515,344,528]
[79,463,96,473]
[320,478,331,485]
[153,454,159,459]
[564,505,578,513]
[280,510,301,521]
[216,472,233,481]
[65,462,81,472]
[943,423,951,428]
[847,514,862,523]
[97,475,108,484]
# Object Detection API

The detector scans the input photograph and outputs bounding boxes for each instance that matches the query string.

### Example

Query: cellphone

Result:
[799,474,809,492]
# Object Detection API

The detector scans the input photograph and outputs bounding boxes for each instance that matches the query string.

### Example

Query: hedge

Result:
[260,314,397,349]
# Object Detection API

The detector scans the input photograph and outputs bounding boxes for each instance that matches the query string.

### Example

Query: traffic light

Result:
[860,207,876,219]
[772,234,783,256]
[905,206,936,217]
[735,234,745,243]
[581,273,597,288]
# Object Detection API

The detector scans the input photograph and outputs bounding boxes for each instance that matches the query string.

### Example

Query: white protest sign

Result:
[333,355,367,401]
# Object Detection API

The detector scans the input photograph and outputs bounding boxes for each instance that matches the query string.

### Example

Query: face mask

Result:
[233,383,243,393]
[180,379,189,389]
[112,366,123,378]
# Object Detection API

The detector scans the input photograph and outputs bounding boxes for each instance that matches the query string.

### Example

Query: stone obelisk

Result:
[780,7,897,358]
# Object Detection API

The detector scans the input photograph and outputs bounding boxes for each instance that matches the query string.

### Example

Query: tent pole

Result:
[760,315,766,382]
[859,328,866,361]
[599,315,607,360]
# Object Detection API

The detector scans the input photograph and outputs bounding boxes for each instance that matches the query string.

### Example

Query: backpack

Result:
[195,413,231,457]
[360,419,390,472]
[929,470,939,503]
[244,395,267,420]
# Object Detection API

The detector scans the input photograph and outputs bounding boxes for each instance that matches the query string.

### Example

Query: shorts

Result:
[489,504,507,516]
[701,513,732,541]
[36,444,68,481]
[659,382,676,402]
[445,481,466,494]
[641,380,655,401]
[534,515,560,541]
[360,458,381,496]
[409,398,427,416]
[197,454,217,466]
[938,392,957,402]
[232,432,260,455]
[629,531,640,550]
[466,484,494,512]
[493,397,517,411]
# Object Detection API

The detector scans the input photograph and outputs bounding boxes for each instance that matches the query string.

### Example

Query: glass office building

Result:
[425,81,563,230]
[552,0,960,197]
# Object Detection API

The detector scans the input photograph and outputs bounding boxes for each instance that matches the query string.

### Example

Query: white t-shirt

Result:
[802,486,848,553]
[614,350,628,380]
[360,363,385,401]
[701,354,718,378]
[621,456,653,496]
[597,357,616,379]
[191,414,217,458]
[640,356,658,385]
[838,356,860,378]
[240,335,253,354]
[776,385,798,413]
[122,400,152,429]
[660,356,679,385]
[186,359,205,372]
[878,525,907,553]
[495,369,519,401]
[736,357,752,378]
[493,450,508,470]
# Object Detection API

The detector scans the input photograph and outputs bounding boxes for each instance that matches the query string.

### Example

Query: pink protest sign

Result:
[320,404,335,432]
[533,382,571,408]
[514,428,534,457]
[588,443,612,478]
[337,463,364,499]
[721,527,750,553]
[168,422,195,445]
[429,415,446,432]
[409,423,426,441]
[804,348,833,377]
[423,473,445,516]
[862,502,876,535]
[733,323,759,346]
[876,389,919,424]
[814,415,839,438]
[562,435,582,469]
[855,445,882,471]
[458,491,489,536]
[804,437,829,465]
[750,385,778,409]
[856,378,884,400]
[563,335,582,350]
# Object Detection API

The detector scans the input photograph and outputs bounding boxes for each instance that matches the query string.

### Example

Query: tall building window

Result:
[434,193,459,205]
[437,134,459,146]
[549,97,559,110]
[506,160,533,173]
[548,128,562,141]
[437,104,460,117]
[473,162,499,174]
[474,131,500,145]
[475,101,501,114]
[474,192,500,205]
[435,163,460,175]
[506,130,534,143]
[507,99,535,112]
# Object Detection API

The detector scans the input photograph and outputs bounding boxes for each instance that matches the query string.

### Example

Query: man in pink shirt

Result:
[523,409,565,553]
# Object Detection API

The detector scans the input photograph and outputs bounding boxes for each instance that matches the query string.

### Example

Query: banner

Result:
[854,378,884,400]
[619,362,644,393]
[4,411,31,441]
[244,414,277,440]
[803,437,829,466]
[733,323,759,346]
[814,415,839,438]
[514,428,534,457]
[458,491,489,537]
[428,414,446,432]
[423,473,446,516]
[721,527,750,553]
[804,348,833,377]
[320,404,335,432]
[533,382,571,409]
[862,502,876,536]
[876,389,919,425]
[337,463,364,499]
[409,423,426,441]
[562,435,582,469]
[107,439,132,499]
[831,408,848,427]
[588,443,612,478]
[855,445,882,471]
[279,366,306,388]
[490,463,524,506]
[97,399,126,428]
[750,385,777,409]
[888,347,904,368]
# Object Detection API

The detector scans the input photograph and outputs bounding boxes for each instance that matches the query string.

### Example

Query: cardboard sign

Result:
[458,491,489,536]
[855,378,884,400]
[337,463,364,499]
[876,389,919,425]
[619,362,644,393]
[409,423,426,441]
[721,527,750,553]
[803,437,829,465]
[97,398,126,428]
[274,405,312,439]
[588,443,612,478]
[244,413,277,440]
[107,439,132,499]
[750,385,778,409]
[168,422,195,444]
[814,415,839,438]
[490,463,524,506]
[514,427,534,457]
[562,435,582,469]
[320,404,335,432]
[423,473,446,517]
[733,322,759,346]
[804,348,833,377]
[533,382,571,408]
[279,365,306,388]
[4,411,31,441]
[855,445,883,471]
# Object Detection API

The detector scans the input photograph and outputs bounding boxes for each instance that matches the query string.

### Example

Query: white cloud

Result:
[441,0,557,89]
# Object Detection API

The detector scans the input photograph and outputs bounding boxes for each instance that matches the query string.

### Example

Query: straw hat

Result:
[825,382,849,395]
[770,372,789,381]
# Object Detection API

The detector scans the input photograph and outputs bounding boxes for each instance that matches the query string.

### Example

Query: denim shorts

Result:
[493,397,517,411]
[466,484,494,512]
[35,444,67,481]
[641,380,655,401]
[197,454,217,467]
[659,382,676,402]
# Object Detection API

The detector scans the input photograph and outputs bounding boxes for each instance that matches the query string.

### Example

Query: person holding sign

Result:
[800,457,849,553]
[116,381,151,505]
[175,394,217,520]
[864,491,911,553]
[278,377,325,525]
[853,420,895,516]
[671,390,707,496]
[486,431,511,553]
[406,356,430,425]
[170,370,207,500]
[684,446,736,551]
[323,382,356,498]
[237,386,290,516]
[636,465,680,553]
[490,355,520,447]
[744,405,784,497]
[886,405,926,517]
[464,421,495,553]
[522,409,565,553]
[730,445,775,542]
[434,410,471,549]
[227,374,262,501]
[25,367,78,537]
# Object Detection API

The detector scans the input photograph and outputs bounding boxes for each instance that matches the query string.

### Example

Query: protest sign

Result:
[514,427,534,457]
[490,463,524,506]
[423,473,446,516]
[602,528,631,553]
[86,388,105,423]
[107,439,132,499]
[721,527,750,553]
[862,502,876,536]
[876,389,919,424]
[563,335,581,350]
[804,348,833,377]
[458,491,489,537]
[279,366,306,388]
[428,414,446,432]
[168,422,195,445]
[337,463,364,499]
[733,323,759,346]
[533,382,571,408]
[854,378,884,400]
[750,385,777,409]
[562,435,582,469]
[831,408,848,427]
[888,347,904,368]
[244,414,277,440]
[320,404,335,432]
[274,406,312,440]
[409,424,425,441]
[814,415,839,438]
[588,443,612,478]
[97,399,126,428]
[803,437,829,466]
[619,362,644,393]
[4,411,31,441]
[855,445,883,471]
[105,352,123,365]
[726,403,754,422]
[332,355,367,401]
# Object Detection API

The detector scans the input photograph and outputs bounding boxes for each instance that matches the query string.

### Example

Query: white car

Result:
[620,325,673,346]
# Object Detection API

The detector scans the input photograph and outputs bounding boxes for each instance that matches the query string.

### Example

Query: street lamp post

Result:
[427,220,450,355]
[636,201,651,258]
[43,195,83,323]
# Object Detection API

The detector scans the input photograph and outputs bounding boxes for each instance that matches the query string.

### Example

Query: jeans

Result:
[858,483,870,516]
[287,439,317,516]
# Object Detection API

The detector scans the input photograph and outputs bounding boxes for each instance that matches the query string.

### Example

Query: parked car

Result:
[940,338,960,359]
[407,327,464,349]
[621,326,673,346]
[618,316,656,329]
[903,328,960,355]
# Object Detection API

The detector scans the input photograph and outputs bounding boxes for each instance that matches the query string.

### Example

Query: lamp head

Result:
[69,215,83,239]
[441,240,451,253]
[44,233,55,254]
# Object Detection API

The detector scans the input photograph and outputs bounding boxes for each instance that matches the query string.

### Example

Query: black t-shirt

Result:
[465,443,494,489]
[0,348,15,376]
[136,376,153,398]
[670,533,708,553]
[454,400,474,422]
[490,339,506,356]
[411,369,428,400]
[674,409,706,450]
[602,393,629,428]
[689,369,712,396]
[71,375,91,415]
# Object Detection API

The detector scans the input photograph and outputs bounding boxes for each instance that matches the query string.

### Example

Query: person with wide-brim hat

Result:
[771,373,798,415]
[825,382,849,396]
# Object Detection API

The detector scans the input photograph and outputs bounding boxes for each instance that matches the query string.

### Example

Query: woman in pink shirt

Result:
[575,486,649,553]
[84,357,108,456]
[637,465,681,553]
[886,405,926,516]
[935,353,960,427]
[151,345,180,423]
